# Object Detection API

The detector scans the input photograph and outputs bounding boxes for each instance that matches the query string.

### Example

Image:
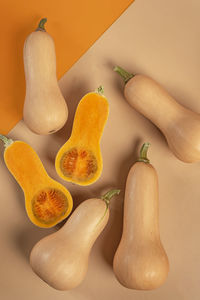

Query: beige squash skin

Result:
[23,29,68,135]
[113,162,169,290]
[124,75,200,163]
[30,198,109,290]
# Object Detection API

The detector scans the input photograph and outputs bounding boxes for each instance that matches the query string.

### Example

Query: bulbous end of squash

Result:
[55,143,102,186]
[25,183,73,228]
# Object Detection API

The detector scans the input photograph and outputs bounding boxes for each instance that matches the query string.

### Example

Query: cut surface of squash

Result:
[60,147,97,182]
[56,87,109,186]
[32,188,69,225]
[0,135,73,228]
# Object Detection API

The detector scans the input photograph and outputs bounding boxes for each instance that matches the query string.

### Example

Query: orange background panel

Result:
[0,0,133,134]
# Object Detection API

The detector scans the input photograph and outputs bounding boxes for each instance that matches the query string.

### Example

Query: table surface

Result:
[1,0,200,299]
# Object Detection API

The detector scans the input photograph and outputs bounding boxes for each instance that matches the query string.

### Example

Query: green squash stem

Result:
[137,143,150,164]
[0,134,13,148]
[114,66,134,84]
[36,18,47,32]
[95,85,104,96]
[96,189,120,226]
[101,189,120,207]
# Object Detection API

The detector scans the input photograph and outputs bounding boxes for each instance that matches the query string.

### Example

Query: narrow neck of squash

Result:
[70,87,109,147]
[3,141,49,194]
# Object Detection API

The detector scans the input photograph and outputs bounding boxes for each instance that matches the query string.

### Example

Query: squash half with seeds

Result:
[0,134,73,228]
[55,86,109,186]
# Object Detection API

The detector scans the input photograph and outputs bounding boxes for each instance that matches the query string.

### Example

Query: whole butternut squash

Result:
[0,134,73,228]
[23,18,68,135]
[113,143,169,290]
[115,66,200,163]
[55,86,109,185]
[30,189,120,290]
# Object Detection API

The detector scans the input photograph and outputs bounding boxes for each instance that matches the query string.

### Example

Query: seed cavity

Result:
[32,188,68,224]
[60,147,98,181]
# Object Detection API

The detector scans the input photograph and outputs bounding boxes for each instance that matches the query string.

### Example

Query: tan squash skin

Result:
[23,18,68,135]
[115,66,200,163]
[30,190,120,290]
[113,144,169,290]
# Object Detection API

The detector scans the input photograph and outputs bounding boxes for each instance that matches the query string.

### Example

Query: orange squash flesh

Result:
[0,136,73,228]
[55,87,109,186]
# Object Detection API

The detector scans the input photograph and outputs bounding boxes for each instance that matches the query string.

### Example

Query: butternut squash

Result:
[114,66,200,163]
[0,134,73,228]
[23,18,68,135]
[113,143,169,290]
[30,189,120,290]
[55,86,109,185]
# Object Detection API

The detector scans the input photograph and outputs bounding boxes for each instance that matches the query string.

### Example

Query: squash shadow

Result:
[12,225,55,262]
[104,59,141,97]
[55,79,90,143]
[54,189,89,231]
[105,59,125,95]
[100,137,142,267]
[42,80,90,171]
[55,182,117,231]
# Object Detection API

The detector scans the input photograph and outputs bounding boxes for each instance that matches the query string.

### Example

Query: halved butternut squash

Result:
[0,134,73,228]
[55,86,109,186]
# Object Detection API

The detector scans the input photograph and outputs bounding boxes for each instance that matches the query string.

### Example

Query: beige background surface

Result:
[1,0,200,299]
